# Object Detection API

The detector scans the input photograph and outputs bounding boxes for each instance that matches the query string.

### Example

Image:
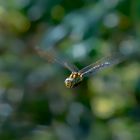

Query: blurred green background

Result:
[0,0,140,140]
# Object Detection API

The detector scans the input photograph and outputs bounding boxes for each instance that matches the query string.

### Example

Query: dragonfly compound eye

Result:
[64,78,73,88]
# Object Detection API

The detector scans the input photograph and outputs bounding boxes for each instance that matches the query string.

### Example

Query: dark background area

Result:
[0,0,140,140]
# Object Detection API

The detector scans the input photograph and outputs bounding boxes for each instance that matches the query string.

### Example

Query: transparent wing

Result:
[35,47,79,72]
[79,53,125,77]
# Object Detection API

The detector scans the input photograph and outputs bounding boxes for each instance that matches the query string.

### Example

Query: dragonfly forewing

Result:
[35,47,79,72]
[79,53,125,77]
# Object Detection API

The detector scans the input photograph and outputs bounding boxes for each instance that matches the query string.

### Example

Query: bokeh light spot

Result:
[91,97,115,119]
[103,13,119,28]
[51,5,65,21]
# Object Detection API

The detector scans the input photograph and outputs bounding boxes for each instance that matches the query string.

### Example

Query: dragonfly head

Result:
[64,72,83,88]
[64,77,74,88]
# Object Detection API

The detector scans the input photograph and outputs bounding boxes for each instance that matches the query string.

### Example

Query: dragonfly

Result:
[35,47,124,88]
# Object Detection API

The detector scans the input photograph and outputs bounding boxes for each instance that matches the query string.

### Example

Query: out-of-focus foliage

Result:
[0,0,140,140]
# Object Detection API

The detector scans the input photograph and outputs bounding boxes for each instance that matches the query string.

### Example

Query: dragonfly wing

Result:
[35,47,79,72]
[79,53,125,77]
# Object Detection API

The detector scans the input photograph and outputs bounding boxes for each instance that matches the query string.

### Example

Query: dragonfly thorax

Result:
[64,72,83,88]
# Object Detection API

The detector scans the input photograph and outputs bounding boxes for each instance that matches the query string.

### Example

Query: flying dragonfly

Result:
[35,47,125,88]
